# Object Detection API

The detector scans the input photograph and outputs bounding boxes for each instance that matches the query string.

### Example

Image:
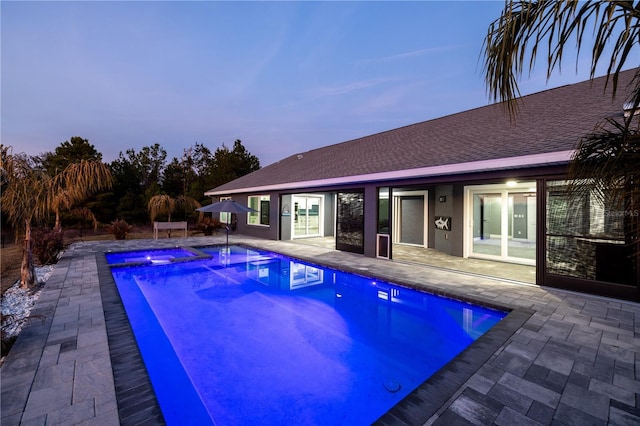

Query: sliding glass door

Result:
[467,182,536,265]
[293,195,322,238]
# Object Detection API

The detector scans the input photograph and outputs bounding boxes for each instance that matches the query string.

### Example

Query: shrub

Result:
[31,228,64,265]
[199,217,222,236]
[106,219,133,240]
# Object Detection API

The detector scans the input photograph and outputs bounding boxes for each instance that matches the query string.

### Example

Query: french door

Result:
[466,183,536,265]
[292,195,323,238]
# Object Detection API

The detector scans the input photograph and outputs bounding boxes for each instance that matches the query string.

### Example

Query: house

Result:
[205,69,640,301]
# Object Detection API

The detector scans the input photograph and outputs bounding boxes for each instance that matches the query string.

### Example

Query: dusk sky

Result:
[2,1,614,168]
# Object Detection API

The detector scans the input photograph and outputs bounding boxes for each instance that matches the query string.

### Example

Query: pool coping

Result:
[97,252,166,425]
[98,242,532,425]
[104,246,212,269]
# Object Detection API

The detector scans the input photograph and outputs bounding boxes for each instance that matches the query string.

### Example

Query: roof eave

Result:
[204,150,574,196]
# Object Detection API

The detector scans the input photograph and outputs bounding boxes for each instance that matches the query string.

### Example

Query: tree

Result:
[36,137,113,231]
[39,136,103,176]
[109,144,167,223]
[210,140,261,189]
[148,194,200,237]
[148,194,200,222]
[483,0,640,259]
[1,148,50,288]
[1,147,113,288]
[138,143,167,198]
[230,139,260,177]
[109,150,146,224]
[162,158,188,198]
[50,160,113,231]
[162,141,259,203]
[186,143,215,201]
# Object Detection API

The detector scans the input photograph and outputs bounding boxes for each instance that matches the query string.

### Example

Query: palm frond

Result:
[148,194,175,222]
[174,195,201,211]
[68,207,100,230]
[569,119,640,216]
[1,157,52,231]
[53,160,113,203]
[484,1,640,119]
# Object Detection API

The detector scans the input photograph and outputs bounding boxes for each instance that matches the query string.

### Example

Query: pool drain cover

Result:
[383,378,401,393]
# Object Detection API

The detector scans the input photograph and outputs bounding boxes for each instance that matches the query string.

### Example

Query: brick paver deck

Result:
[2,235,638,425]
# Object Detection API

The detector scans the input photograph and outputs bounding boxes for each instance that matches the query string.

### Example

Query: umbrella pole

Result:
[226,215,230,247]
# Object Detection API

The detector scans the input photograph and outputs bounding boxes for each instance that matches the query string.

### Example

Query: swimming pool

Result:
[108,245,507,425]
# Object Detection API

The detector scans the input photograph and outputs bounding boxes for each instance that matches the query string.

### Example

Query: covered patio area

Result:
[291,236,536,284]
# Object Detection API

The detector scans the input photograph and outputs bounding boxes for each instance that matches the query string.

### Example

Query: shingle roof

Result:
[207,69,637,195]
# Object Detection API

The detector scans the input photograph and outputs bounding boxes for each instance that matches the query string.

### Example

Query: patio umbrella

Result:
[196,200,257,246]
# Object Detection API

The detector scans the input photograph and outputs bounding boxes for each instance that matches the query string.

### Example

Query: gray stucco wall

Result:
[451,185,464,257]
[232,193,279,241]
[433,185,453,255]
[323,193,335,237]
[280,194,293,240]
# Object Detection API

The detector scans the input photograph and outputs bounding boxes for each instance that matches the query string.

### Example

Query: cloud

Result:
[356,44,468,65]
[310,77,400,98]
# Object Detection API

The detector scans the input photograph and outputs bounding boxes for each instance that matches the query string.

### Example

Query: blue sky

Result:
[1,1,612,167]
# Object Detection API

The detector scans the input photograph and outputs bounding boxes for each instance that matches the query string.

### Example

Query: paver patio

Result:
[1,235,638,425]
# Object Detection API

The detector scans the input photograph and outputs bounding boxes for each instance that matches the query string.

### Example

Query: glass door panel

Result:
[469,184,536,264]
[293,198,307,237]
[307,198,320,235]
[293,196,322,237]
[473,194,503,256]
[508,194,536,260]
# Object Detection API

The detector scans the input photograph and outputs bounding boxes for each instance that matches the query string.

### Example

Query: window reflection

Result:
[546,180,634,285]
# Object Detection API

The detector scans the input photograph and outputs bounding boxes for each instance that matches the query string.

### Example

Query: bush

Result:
[31,228,64,265]
[106,219,133,240]
[199,217,222,236]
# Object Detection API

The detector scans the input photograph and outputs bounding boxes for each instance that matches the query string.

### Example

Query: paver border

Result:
[97,252,166,425]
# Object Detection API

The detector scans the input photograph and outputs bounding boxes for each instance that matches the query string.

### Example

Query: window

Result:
[219,196,231,224]
[378,187,390,234]
[377,187,390,259]
[545,179,635,285]
[248,195,270,226]
[336,191,364,254]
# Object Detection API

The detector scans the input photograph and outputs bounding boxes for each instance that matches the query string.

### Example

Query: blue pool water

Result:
[109,245,506,425]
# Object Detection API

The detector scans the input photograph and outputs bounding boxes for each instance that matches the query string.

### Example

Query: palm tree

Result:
[148,194,176,223]
[1,149,114,288]
[148,194,201,237]
[483,0,640,259]
[51,160,113,231]
[1,150,52,288]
